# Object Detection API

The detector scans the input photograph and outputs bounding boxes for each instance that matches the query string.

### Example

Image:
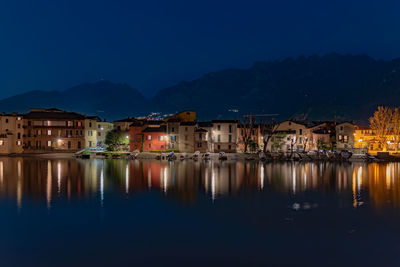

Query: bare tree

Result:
[238,115,255,153]
[260,119,279,153]
[369,106,393,151]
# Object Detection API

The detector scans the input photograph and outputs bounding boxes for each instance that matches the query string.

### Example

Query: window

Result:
[299,129,303,135]
[229,125,232,133]
[171,136,175,141]
[344,135,348,143]
[47,141,52,147]
[198,142,202,148]
[0,140,3,146]
[68,121,73,126]
[17,124,20,128]
[89,122,92,127]
[98,132,101,136]
[47,130,51,136]
[148,135,152,140]
[16,141,21,146]
[17,133,21,139]
[17,117,21,121]
[185,135,188,141]
[149,143,151,148]
[218,135,221,142]
[5,119,8,123]
[88,130,92,136]
[172,127,175,132]
[299,137,302,143]
[228,145,231,150]
[76,122,82,127]
[229,135,232,142]
[217,125,221,131]
[185,127,188,131]
[340,126,343,131]
[338,135,343,141]
[28,121,31,126]
[288,122,291,126]
[78,141,81,149]
[217,145,220,150]
[159,136,164,141]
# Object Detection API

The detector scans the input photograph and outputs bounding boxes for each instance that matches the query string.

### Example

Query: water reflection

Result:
[1,157,400,212]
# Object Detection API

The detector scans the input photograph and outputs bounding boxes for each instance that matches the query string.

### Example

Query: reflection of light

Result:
[17,160,22,211]
[163,167,168,193]
[100,168,104,206]
[148,168,152,189]
[47,161,52,209]
[386,165,391,189]
[211,167,216,201]
[260,165,264,190]
[125,165,129,194]
[57,162,61,194]
[0,161,3,186]
[292,166,296,195]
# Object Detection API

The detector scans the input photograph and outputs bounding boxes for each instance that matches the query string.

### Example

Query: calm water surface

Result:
[1,157,400,266]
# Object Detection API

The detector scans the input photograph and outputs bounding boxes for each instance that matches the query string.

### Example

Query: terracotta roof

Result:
[195,128,208,133]
[198,121,213,127]
[180,121,197,126]
[142,125,166,133]
[24,109,85,119]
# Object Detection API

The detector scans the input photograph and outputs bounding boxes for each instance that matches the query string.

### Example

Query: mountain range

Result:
[1,53,400,123]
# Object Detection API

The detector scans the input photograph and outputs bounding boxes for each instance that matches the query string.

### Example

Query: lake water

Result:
[1,157,400,266]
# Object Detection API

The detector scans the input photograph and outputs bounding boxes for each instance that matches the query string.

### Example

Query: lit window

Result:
[17,117,21,121]
[47,141,52,147]
[217,125,221,131]
[47,130,51,136]
[0,140,3,146]
[17,141,21,146]
[148,135,152,140]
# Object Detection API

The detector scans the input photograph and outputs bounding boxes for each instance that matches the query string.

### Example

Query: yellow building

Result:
[0,113,24,154]
[84,117,113,149]
[165,110,196,123]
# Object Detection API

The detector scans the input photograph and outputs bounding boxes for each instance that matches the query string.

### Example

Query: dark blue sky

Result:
[0,0,399,98]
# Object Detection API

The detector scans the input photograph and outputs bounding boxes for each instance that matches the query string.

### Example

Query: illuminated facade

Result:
[23,108,85,152]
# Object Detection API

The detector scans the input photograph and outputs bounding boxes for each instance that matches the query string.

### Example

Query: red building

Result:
[142,125,167,151]
[129,120,167,152]
[129,120,145,151]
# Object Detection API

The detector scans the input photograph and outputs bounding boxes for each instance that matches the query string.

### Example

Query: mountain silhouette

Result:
[1,53,400,122]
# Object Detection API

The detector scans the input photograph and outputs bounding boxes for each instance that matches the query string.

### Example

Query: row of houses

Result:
[113,111,339,153]
[0,108,113,154]
[0,108,392,154]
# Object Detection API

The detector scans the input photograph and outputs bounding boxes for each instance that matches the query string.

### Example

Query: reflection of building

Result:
[23,108,85,152]
[0,113,24,154]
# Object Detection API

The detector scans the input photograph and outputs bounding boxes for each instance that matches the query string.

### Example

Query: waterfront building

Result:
[211,120,238,153]
[142,125,167,151]
[267,120,308,152]
[237,124,260,152]
[165,110,196,123]
[23,108,85,152]
[84,116,113,148]
[0,113,24,154]
[336,122,355,150]
[178,121,197,153]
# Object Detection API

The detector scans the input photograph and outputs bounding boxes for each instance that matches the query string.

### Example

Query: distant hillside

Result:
[0,81,152,120]
[2,53,400,122]
[153,53,400,123]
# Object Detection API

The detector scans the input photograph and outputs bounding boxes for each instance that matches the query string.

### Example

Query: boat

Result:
[167,151,176,161]
[218,152,227,160]
[202,152,211,160]
[340,150,353,160]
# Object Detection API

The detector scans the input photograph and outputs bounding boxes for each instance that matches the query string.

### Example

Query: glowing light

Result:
[57,162,61,194]
[125,165,129,194]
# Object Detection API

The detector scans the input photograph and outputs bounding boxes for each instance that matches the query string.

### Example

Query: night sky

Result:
[0,0,399,98]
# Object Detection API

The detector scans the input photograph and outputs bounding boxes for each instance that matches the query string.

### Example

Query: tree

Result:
[272,132,286,151]
[369,106,393,151]
[260,119,279,153]
[105,130,130,151]
[239,115,255,153]
[392,107,400,152]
